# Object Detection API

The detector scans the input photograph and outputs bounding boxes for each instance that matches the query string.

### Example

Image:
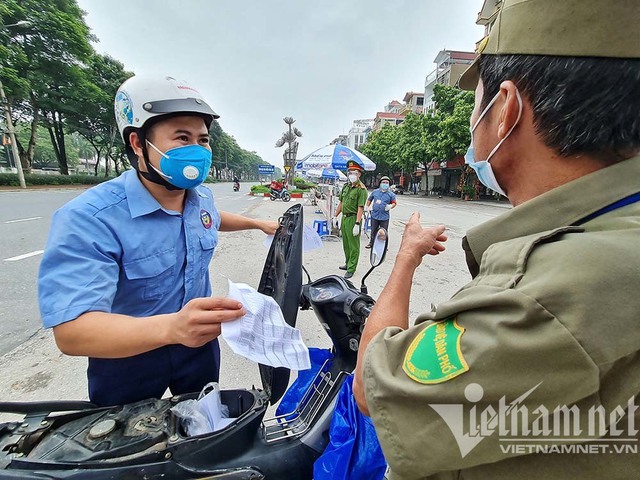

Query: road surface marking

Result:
[4,216,43,224]
[4,250,44,262]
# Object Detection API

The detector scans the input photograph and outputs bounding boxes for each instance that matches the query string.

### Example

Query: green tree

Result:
[66,53,132,176]
[0,0,94,174]
[209,121,265,180]
[360,85,474,192]
[359,123,401,183]
[430,84,474,161]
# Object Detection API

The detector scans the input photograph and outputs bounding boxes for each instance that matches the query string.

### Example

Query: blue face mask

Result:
[147,141,212,189]
[464,88,523,198]
[380,183,389,191]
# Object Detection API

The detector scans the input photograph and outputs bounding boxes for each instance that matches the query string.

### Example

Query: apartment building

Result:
[399,92,425,115]
[347,119,374,150]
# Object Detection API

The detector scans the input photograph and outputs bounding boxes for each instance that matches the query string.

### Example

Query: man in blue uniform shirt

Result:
[364,176,396,249]
[38,75,278,406]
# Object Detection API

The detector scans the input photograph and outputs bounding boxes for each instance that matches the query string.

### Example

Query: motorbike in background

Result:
[270,187,291,202]
[233,181,240,192]
[0,204,389,479]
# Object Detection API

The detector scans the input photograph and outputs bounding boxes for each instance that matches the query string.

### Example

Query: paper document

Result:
[222,280,311,371]
[263,224,323,252]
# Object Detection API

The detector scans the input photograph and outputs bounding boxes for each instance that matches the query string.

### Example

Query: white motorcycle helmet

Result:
[115,75,219,146]
[114,75,219,188]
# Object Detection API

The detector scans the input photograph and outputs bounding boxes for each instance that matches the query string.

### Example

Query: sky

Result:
[76,0,485,168]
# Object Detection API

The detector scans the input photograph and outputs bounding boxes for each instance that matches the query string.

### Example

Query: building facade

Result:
[399,92,425,115]
[424,49,476,110]
[330,134,348,146]
[347,119,374,150]
[477,0,502,37]
[373,112,405,131]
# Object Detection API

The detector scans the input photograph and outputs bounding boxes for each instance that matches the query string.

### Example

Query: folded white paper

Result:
[222,280,311,371]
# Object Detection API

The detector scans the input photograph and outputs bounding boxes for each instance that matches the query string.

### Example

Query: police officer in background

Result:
[334,160,368,279]
[38,75,278,407]
[364,175,396,249]
[353,0,640,478]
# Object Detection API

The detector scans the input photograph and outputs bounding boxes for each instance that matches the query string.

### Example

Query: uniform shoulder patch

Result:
[403,318,469,384]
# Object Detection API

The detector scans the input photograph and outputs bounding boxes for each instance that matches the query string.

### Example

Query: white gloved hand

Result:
[384,204,392,212]
[352,224,361,237]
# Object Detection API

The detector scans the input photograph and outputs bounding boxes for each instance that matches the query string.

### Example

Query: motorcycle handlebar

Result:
[352,300,372,318]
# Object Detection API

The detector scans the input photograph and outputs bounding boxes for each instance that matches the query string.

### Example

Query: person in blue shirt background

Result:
[364,176,397,249]
[38,75,278,407]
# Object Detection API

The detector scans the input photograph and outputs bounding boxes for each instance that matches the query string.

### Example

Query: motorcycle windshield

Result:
[257,204,303,404]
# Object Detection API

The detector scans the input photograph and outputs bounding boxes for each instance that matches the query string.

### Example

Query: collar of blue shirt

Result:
[124,170,205,219]
[125,170,164,218]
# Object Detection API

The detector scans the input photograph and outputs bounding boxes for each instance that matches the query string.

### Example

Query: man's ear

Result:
[129,131,144,157]
[496,81,522,139]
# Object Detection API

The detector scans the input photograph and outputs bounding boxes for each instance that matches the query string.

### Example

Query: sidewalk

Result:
[398,192,512,210]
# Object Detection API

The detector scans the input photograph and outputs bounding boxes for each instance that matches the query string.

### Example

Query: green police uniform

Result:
[364,155,640,480]
[361,0,640,477]
[339,180,368,274]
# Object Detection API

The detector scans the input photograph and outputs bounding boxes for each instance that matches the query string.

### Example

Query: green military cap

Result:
[346,160,363,171]
[459,0,640,90]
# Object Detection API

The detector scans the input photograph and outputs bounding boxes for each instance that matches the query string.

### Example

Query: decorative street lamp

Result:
[275,117,302,186]
[1,20,31,189]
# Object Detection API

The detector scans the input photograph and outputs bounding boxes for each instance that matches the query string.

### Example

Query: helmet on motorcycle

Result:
[114,75,219,147]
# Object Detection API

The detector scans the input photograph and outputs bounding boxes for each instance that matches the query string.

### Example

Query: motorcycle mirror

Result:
[369,227,388,267]
[360,227,389,294]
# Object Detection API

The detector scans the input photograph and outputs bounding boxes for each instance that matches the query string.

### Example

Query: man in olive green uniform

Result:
[353,0,640,478]
[335,160,368,279]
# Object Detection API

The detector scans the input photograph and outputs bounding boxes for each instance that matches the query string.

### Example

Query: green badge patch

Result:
[403,319,469,384]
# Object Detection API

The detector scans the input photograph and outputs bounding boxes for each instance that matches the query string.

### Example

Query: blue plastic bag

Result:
[314,374,387,480]
[276,348,333,419]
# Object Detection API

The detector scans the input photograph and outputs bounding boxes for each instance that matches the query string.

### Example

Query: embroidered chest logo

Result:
[403,318,469,384]
[200,209,212,229]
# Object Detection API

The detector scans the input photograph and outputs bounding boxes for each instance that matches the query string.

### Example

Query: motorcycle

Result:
[233,181,240,192]
[0,204,388,479]
[270,187,291,202]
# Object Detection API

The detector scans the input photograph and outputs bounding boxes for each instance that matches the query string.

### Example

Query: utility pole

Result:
[1,20,31,189]
[0,79,26,189]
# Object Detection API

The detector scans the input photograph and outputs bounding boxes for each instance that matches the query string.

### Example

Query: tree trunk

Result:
[91,144,103,177]
[25,92,40,173]
[15,137,29,173]
[47,111,69,175]
[113,153,120,175]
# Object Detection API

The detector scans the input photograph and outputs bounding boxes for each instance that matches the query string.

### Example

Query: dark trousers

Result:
[88,340,221,407]
[368,218,389,246]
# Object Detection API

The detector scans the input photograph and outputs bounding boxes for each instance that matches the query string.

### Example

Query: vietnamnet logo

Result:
[430,383,639,458]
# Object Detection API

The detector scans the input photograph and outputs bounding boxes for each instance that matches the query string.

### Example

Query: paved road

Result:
[0,186,509,410]
[0,182,256,356]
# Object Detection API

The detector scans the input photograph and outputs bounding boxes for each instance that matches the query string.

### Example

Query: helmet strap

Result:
[128,129,182,191]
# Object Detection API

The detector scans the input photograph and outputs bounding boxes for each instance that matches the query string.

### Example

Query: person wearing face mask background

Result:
[352,0,640,478]
[334,160,368,279]
[364,176,396,249]
[38,75,278,407]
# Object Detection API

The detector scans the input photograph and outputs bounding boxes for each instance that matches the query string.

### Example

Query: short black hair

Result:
[478,55,640,163]
[144,112,212,141]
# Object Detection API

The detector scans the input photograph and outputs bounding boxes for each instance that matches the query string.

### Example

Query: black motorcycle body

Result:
[0,204,379,480]
[269,188,290,202]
